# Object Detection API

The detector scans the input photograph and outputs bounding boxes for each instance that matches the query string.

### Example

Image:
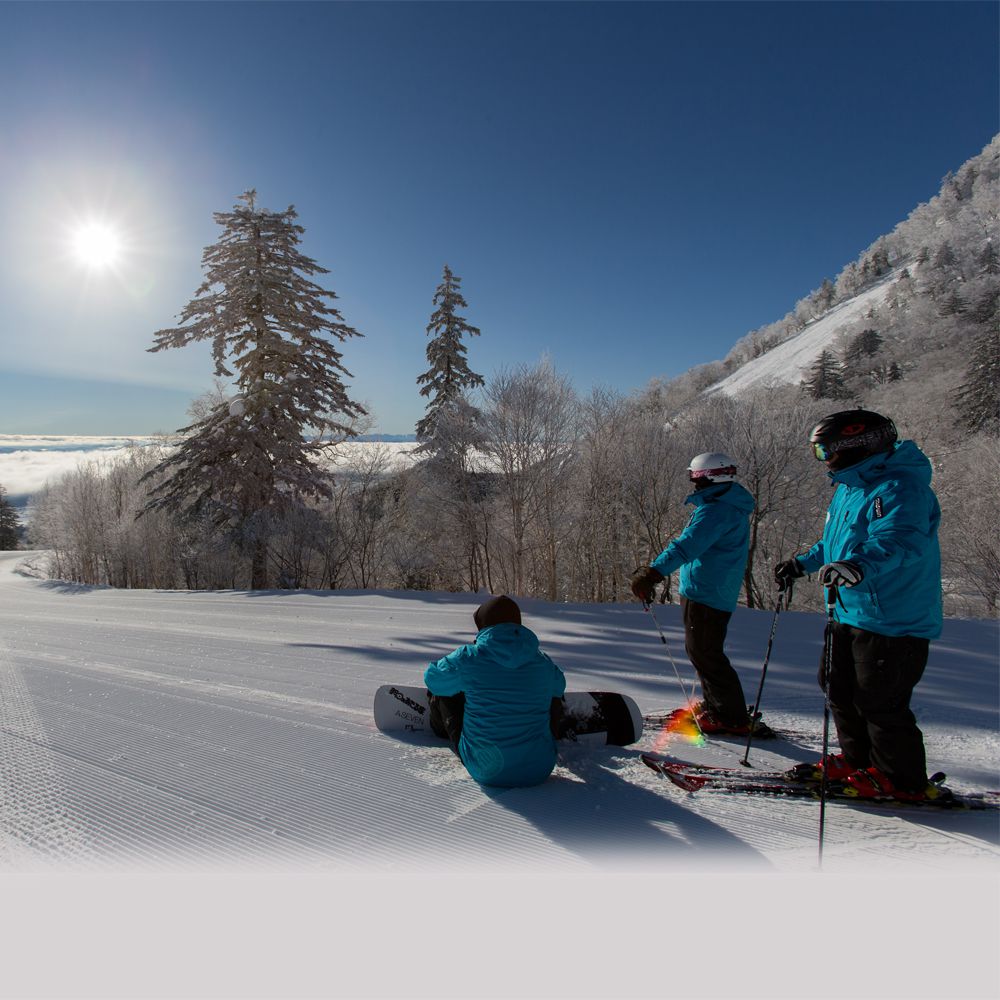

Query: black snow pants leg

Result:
[820,623,929,792]
[681,597,748,726]
[427,692,465,759]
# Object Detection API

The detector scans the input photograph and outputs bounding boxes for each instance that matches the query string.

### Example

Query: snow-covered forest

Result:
[16,138,1000,616]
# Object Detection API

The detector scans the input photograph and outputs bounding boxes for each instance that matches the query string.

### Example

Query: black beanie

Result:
[474,595,522,631]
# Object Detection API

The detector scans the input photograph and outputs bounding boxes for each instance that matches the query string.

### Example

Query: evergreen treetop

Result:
[416,265,484,447]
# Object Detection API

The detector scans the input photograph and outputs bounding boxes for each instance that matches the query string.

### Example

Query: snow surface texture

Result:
[705,272,900,397]
[1,549,996,876]
[2,550,998,999]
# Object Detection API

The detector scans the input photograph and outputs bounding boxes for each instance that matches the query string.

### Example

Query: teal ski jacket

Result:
[651,481,755,613]
[795,440,942,639]
[424,623,566,787]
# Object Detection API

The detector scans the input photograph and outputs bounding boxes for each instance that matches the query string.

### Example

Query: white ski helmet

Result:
[688,452,738,483]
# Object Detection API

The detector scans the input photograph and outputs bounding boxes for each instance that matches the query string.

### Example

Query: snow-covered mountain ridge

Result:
[705,269,905,397]
[671,134,997,412]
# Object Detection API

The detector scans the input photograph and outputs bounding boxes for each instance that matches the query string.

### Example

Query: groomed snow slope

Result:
[705,273,902,397]
[1,550,997,998]
[2,549,996,875]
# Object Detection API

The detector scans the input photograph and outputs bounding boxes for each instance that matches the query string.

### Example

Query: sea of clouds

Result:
[0,435,157,505]
[0,435,420,510]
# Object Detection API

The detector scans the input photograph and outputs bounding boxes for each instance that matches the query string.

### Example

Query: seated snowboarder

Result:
[424,594,567,788]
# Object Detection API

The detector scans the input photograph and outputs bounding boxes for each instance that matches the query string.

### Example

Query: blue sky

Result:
[1,1,997,435]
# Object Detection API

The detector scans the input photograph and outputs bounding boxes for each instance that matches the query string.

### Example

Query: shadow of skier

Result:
[479,747,771,871]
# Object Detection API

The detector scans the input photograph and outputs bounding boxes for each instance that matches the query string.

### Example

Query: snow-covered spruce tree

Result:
[0,484,22,549]
[415,265,484,451]
[143,190,366,589]
[954,322,1000,435]
[801,349,849,400]
[844,328,883,366]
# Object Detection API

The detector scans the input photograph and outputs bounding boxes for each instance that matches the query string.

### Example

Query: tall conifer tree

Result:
[143,190,366,588]
[0,484,22,549]
[955,325,1000,435]
[801,349,849,400]
[416,265,483,449]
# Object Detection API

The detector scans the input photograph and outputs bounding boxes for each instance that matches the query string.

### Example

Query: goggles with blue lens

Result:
[812,441,834,461]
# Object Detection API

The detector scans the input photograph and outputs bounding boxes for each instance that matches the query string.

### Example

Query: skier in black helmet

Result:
[774,409,944,802]
[631,452,770,737]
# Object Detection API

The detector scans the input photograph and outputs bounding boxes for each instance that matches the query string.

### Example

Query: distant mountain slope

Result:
[705,270,903,397]
[672,135,998,415]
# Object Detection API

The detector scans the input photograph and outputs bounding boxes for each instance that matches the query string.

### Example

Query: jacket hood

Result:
[474,622,541,667]
[830,440,932,489]
[685,480,755,514]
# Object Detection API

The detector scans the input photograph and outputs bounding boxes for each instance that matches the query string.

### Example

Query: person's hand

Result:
[773,558,805,591]
[818,561,864,588]
[630,565,664,603]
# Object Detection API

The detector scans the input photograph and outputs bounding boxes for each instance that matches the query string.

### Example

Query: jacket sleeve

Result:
[651,503,730,577]
[542,653,567,698]
[796,540,826,574]
[845,480,935,577]
[424,644,475,696]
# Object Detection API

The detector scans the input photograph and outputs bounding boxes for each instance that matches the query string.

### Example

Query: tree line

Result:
[26,376,998,617]
[23,141,1000,619]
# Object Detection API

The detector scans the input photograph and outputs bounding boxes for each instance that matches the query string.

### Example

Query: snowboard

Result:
[373,684,643,747]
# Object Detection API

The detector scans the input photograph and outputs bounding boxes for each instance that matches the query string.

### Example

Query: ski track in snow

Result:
[0,550,997,875]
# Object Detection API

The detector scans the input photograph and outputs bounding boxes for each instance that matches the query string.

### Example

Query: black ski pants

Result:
[427,692,466,758]
[428,692,566,755]
[681,597,748,725]
[821,623,929,792]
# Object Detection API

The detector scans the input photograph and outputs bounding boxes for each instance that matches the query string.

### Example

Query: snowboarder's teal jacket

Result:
[651,481,755,613]
[424,623,566,788]
[795,441,942,639]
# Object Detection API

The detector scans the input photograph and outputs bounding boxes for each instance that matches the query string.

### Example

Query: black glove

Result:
[773,558,805,591]
[630,565,664,603]
[818,561,864,588]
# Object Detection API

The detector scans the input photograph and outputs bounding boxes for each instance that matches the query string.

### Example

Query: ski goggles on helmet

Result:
[810,425,896,461]
[688,465,737,482]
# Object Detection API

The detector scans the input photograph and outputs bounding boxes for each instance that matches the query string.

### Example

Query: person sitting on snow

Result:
[424,594,566,788]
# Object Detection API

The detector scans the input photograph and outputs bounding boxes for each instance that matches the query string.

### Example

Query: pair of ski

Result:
[640,752,1000,811]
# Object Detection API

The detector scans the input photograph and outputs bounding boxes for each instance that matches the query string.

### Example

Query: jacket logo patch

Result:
[873,497,884,518]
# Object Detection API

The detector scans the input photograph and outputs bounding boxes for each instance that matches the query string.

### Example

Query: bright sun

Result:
[70,221,123,269]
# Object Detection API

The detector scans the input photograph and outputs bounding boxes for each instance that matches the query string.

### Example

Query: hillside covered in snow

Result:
[648,134,998,420]
[705,270,905,397]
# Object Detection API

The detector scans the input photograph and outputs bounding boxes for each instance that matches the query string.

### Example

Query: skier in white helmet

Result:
[631,452,770,737]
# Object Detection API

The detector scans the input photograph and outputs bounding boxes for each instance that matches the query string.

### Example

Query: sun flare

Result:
[70,221,123,269]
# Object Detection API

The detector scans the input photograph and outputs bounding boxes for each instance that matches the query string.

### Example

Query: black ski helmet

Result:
[809,409,897,466]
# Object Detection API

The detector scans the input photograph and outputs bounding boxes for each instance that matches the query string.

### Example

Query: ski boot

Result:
[786,752,856,784]
[694,705,776,739]
[842,766,954,804]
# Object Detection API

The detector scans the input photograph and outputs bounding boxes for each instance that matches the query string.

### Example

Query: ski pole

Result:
[818,584,838,870]
[644,600,705,739]
[739,583,793,768]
